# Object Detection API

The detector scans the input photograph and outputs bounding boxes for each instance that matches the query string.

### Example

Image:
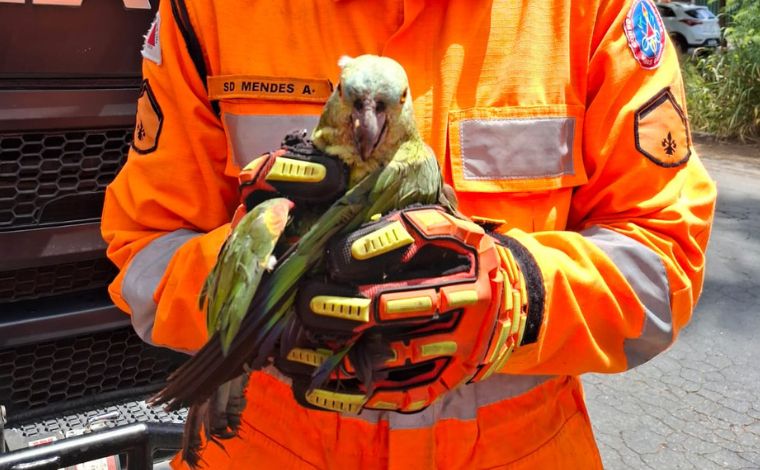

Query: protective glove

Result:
[231,130,348,228]
[276,205,543,413]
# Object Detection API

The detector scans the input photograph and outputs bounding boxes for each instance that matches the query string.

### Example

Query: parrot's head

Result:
[314,55,418,178]
[337,55,413,163]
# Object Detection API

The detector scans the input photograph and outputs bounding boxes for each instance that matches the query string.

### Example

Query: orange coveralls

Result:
[101,0,716,467]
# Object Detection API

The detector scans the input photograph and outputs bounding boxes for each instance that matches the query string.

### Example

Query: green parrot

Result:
[151,54,455,465]
[202,197,293,355]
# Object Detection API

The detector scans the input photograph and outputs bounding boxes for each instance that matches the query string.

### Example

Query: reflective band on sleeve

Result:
[582,226,673,368]
[122,229,200,347]
[459,117,575,180]
[357,374,552,429]
[223,113,319,168]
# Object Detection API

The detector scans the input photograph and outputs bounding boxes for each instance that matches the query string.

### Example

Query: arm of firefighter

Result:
[502,0,716,375]
[101,0,234,353]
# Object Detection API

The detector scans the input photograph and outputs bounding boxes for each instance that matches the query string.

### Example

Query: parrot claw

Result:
[266,255,277,271]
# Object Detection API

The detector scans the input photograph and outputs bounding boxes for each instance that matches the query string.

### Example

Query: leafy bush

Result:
[682,3,760,141]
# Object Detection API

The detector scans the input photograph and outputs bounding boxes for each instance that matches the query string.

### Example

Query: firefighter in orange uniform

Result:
[102,0,716,467]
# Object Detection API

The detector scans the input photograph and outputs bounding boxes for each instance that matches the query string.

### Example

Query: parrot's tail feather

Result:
[248,296,296,370]
[151,284,296,410]
[225,374,249,434]
[278,311,302,359]
[310,346,351,391]
[178,376,249,470]
[151,337,230,410]
[349,333,394,393]
[208,381,231,436]
[182,402,208,469]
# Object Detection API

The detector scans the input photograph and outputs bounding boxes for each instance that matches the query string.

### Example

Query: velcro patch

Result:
[624,0,666,69]
[635,88,691,168]
[207,75,333,103]
[131,80,163,154]
[141,12,161,65]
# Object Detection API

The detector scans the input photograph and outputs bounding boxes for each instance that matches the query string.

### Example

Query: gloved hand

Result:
[231,130,348,228]
[191,131,349,445]
[276,205,540,413]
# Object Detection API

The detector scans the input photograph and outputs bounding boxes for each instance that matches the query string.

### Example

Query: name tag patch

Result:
[208,75,333,103]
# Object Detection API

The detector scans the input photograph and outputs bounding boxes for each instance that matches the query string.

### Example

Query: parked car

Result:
[656,2,722,53]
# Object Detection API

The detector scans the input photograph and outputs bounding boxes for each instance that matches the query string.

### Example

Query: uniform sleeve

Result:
[101,0,235,352]
[503,0,716,375]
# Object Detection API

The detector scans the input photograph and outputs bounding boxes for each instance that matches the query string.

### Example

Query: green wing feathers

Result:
[200,198,293,355]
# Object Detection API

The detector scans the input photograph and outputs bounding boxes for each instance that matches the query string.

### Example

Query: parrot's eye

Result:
[353,99,363,111]
[375,101,386,113]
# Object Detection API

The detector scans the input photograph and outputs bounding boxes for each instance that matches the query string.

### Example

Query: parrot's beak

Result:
[352,100,387,161]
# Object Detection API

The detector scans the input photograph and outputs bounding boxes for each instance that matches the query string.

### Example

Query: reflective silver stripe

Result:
[223,113,320,168]
[265,366,553,429]
[122,229,200,348]
[378,374,553,430]
[582,226,673,368]
[459,117,575,180]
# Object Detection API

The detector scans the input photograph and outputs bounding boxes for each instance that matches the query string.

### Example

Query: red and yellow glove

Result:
[231,130,348,228]
[277,205,544,413]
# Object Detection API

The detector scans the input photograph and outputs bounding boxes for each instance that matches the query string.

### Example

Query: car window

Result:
[685,7,716,20]
[657,5,675,17]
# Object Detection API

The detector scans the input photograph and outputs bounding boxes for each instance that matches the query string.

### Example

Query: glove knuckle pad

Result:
[268,152,347,204]
[327,217,412,284]
[403,207,485,247]
[296,281,371,334]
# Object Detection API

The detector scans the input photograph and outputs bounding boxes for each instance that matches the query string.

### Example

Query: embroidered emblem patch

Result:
[132,80,163,154]
[635,88,691,168]
[624,0,666,69]
[141,12,161,65]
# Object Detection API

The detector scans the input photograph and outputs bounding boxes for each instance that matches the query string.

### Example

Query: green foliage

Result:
[682,2,760,141]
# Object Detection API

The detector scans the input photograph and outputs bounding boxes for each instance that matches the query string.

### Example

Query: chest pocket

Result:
[447,104,587,232]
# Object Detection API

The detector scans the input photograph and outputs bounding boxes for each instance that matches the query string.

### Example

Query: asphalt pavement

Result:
[583,140,760,469]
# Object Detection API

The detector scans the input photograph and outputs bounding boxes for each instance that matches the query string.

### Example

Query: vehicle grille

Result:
[0,127,131,231]
[0,327,187,420]
[0,258,118,303]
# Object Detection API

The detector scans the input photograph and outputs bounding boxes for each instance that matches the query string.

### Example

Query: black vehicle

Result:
[1,2,186,467]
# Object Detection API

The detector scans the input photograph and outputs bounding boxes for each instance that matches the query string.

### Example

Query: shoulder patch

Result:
[132,80,163,154]
[624,0,666,69]
[141,12,162,65]
[635,88,691,168]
